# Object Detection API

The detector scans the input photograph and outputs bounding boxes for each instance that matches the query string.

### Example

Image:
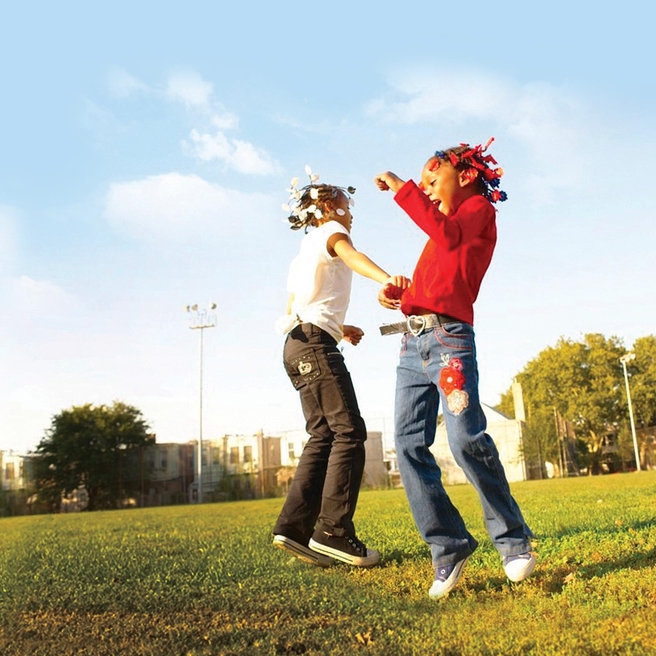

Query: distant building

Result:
[362,432,389,488]
[190,434,263,501]
[1,450,29,492]
[183,429,392,501]
[142,442,195,506]
[0,450,38,515]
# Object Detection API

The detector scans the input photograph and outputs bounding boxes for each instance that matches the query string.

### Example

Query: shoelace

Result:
[346,535,366,555]
[504,553,531,565]
[435,565,453,581]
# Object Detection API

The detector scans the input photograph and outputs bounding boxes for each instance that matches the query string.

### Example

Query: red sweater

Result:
[394,181,497,325]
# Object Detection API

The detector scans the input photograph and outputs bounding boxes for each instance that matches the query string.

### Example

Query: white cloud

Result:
[230,139,278,175]
[367,67,595,201]
[185,129,231,161]
[105,68,277,176]
[365,68,514,125]
[211,113,239,131]
[108,68,149,98]
[108,67,238,127]
[166,70,214,108]
[183,129,278,174]
[104,172,273,242]
[164,69,278,174]
[10,275,76,311]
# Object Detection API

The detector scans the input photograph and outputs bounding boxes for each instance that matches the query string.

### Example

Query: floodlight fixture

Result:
[185,302,218,503]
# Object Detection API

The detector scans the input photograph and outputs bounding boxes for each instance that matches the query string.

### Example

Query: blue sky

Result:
[1,1,654,453]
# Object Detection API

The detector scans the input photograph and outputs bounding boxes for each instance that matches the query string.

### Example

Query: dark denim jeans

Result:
[273,323,367,542]
[394,320,533,567]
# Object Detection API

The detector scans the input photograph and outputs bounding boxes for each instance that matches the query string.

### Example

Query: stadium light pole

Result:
[186,303,217,502]
[620,353,641,472]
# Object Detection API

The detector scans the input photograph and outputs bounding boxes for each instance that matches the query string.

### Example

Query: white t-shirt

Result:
[276,221,352,343]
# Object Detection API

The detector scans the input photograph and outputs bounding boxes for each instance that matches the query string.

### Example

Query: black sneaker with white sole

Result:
[308,531,380,567]
[273,534,334,568]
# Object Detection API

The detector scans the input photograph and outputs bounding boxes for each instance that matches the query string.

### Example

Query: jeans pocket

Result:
[287,352,322,389]
[434,322,472,352]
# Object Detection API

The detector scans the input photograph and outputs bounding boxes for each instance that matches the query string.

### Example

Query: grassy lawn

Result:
[1,472,655,655]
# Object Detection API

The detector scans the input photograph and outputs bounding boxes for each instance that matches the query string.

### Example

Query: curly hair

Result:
[429,138,507,203]
[286,183,356,231]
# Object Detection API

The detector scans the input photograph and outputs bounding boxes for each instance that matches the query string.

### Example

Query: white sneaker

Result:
[428,555,470,599]
[503,552,536,582]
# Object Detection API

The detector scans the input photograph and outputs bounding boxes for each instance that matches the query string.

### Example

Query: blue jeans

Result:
[394,320,533,567]
[273,323,367,542]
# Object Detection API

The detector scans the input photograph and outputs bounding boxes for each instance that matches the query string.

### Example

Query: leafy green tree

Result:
[499,334,627,474]
[35,401,155,511]
[628,335,656,429]
[570,334,626,470]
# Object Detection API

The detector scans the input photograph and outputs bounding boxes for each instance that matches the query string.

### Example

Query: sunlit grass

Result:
[1,473,655,655]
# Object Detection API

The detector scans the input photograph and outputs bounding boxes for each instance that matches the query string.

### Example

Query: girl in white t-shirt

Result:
[273,170,408,568]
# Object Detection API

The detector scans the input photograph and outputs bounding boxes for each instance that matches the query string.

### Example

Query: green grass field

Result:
[1,473,655,655]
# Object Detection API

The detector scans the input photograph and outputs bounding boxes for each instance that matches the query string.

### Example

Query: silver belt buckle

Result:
[407,315,426,337]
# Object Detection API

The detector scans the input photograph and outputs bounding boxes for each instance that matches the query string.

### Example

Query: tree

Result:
[628,336,656,429]
[35,401,155,511]
[498,334,627,474]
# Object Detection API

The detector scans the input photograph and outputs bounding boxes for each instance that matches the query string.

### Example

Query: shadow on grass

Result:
[540,545,656,594]
[470,545,656,596]
[378,548,429,566]
[545,517,656,540]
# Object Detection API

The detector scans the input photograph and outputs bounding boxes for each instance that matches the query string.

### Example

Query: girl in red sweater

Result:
[374,139,536,599]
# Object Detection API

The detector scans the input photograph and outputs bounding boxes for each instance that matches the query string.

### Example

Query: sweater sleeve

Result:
[394,181,495,250]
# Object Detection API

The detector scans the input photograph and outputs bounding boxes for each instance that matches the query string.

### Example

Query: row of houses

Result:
[139,429,391,506]
[121,405,532,506]
[1,404,530,514]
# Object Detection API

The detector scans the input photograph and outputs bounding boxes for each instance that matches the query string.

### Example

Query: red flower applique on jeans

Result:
[438,357,469,416]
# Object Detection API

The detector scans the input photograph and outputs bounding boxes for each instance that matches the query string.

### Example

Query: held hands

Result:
[342,325,364,346]
[378,275,411,310]
[343,274,409,341]
[374,171,406,194]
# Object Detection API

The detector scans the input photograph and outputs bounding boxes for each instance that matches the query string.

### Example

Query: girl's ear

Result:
[459,168,479,188]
